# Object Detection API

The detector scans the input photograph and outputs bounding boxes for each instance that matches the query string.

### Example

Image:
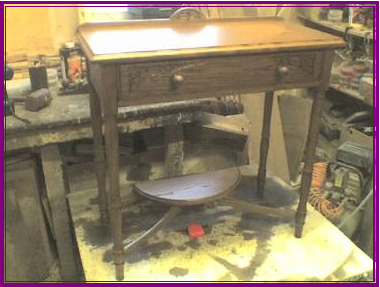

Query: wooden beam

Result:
[41,145,78,280]
[164,125,184,177]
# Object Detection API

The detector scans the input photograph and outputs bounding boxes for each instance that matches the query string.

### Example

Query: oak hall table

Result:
[77,17,345,280]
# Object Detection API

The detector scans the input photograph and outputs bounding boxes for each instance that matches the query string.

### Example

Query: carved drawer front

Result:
[118,51,323,105]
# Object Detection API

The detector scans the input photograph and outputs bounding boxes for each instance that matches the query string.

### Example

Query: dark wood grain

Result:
[257,91,274,199]
[219,197,294,219]
[100,65,124,281]
[295,88,325,238]
[134,168,241,206]
[118,51,323,105]
[295,50,335,238]
[89,83,108,230]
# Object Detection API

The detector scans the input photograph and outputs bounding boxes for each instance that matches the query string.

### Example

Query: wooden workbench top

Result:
[5,94,214,136]
[77,18,345,63]
[68,163,373,281]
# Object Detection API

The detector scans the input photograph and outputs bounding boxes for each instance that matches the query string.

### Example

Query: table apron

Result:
[112,50,325,106]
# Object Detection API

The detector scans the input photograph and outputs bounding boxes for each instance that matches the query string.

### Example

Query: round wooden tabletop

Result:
[134,167,241,206]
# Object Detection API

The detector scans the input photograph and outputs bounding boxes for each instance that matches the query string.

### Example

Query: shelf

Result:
[299,14,373,40]
[330,84,363,100]
[329,84,372,107]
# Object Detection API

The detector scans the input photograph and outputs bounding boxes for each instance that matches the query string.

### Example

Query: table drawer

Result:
[118,51,323,105]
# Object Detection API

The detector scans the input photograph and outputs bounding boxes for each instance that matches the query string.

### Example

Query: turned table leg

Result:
[89,84,108,230]
[257,91,274,199]
[98,66,124,280]
[295,88,325,238]
[104,111,124,280]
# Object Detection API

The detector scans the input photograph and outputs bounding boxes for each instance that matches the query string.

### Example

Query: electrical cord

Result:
[308,162,343,219]
[337,188,373,229]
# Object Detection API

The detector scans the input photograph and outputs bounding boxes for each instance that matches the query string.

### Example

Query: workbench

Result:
[6,94,214,152]
[68,163,373,281]
[5,94,217,280]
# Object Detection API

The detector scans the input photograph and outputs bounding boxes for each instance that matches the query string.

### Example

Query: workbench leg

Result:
[41,145,78,280]
[164,125,184,177]
[257,91,274,199]
[99,65,124,281]
[295,88,325,238]
[89,84,108,231]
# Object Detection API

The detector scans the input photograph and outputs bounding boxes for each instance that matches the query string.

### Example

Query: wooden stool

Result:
[109,168,294,280]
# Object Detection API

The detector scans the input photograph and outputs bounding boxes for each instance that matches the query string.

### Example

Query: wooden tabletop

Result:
[134,168,241,206]
[77,18,345,63]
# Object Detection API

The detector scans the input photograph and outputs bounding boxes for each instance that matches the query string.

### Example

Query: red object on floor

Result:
[188,223,205,239]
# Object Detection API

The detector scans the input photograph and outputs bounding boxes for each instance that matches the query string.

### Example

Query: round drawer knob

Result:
[171,73,184,86]
[276,66,289,79]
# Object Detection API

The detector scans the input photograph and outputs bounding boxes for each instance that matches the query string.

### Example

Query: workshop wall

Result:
[5,6,300,56]
[5,6,79,55]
